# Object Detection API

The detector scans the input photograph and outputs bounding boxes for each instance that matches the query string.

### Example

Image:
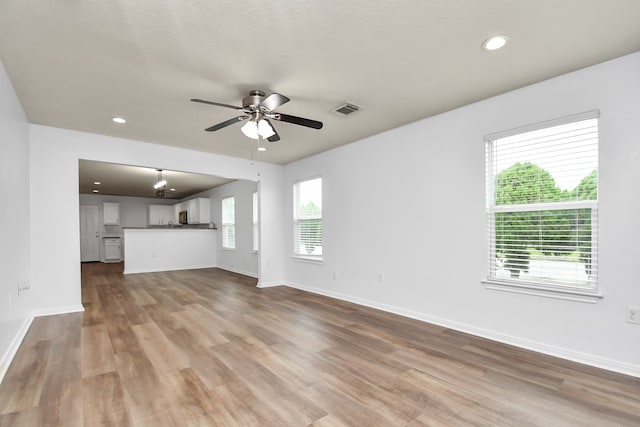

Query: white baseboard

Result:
[257,281,283,288]
[0,313,35,384]
[216,265,259,279]
[33,304,85,317]
[124,264,216,275]
[283,281,640,378]
[0,304,85,385]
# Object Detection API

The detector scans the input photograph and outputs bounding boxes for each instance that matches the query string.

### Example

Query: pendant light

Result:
[154,169,167,197]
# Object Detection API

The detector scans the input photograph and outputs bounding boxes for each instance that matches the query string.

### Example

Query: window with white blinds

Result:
[485,112,598,292]
[252,192,258,252]
[221,196,235,249]
[293,177,322,259]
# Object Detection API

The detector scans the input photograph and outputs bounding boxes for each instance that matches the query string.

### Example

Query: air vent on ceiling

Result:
[333,103,361,116]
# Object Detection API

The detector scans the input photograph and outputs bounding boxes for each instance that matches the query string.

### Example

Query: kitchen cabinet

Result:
[149,204,173,225]
[103,202,120,225]
[104,237,122,262]
[186,198,210,224]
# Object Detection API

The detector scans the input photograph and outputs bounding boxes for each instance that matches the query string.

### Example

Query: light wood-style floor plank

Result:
[131,322,189,375]
[82,372,131,427]
[0,339,51,414]
[0,261,638,426]
[81,324,116,378]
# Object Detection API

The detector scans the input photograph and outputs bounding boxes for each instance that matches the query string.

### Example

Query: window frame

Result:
[483,111,603,303]
[292,176,323,262]
[221,196,236,250]
[252,191,259,253]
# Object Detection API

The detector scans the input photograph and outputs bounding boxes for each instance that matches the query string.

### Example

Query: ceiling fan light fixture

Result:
[258,119,275,138]
[241,120,259,139]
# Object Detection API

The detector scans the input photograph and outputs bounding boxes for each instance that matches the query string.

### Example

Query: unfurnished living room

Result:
[1,1,640,426]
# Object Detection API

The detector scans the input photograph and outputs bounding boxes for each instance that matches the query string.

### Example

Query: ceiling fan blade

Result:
[205,116,248,132]
[276,113,323,130]
[267,132,281,142]
[191,98,243,111]
[260,93,290,111]
[266,120,280,142]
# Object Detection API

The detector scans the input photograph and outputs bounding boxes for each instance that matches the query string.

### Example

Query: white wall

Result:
[193,180,259,277]
[283,52,640,376]
[0,62,34,380]
[28,126,284,314]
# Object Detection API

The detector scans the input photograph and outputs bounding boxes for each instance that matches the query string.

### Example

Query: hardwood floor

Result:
[0,262,639,426]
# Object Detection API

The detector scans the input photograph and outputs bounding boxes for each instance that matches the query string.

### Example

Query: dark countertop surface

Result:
[123,226,216,230]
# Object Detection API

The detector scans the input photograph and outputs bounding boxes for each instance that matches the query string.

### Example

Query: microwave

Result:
[178,210,188,224]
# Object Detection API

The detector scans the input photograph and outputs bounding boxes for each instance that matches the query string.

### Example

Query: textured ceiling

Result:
[1,0,640,167]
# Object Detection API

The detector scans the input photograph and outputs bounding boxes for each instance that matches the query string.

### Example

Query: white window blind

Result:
[221,196,235,249]
[293,177,322,259]
[252,192,259,252]
[485,112,598,291]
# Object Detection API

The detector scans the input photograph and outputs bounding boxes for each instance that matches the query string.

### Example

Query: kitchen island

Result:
[123,228,216,274]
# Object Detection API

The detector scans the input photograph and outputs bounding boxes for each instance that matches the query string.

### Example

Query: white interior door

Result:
[80,204,100,262]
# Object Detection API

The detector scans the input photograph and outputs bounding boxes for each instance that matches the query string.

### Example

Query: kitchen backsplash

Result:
[104,224,121,235]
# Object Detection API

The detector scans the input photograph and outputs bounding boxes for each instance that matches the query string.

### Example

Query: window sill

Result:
[221,247,236,251]
[482,278,603,303]
[292,255,323,264]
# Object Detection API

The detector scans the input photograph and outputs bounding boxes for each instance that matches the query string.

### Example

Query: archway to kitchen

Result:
[78,159,259,280]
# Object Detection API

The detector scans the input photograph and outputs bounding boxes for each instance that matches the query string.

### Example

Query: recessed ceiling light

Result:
[170,188,176,192]
[112,117,126,124]
[257,146,267,152]
[482,35,509,51]
[92,189,99,193]
[93,181,101,185]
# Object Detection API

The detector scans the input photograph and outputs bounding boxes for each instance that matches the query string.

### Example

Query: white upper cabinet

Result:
[186,198,210,224]
[103,202,120,225]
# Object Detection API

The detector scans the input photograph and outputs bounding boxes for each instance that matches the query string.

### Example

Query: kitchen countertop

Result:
[123,226,216,230]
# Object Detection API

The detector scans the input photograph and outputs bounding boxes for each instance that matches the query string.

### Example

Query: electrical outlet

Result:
[17,281,30,295]
[332,272,337,280]
[378,272,385,282]
[626,306,640,324]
